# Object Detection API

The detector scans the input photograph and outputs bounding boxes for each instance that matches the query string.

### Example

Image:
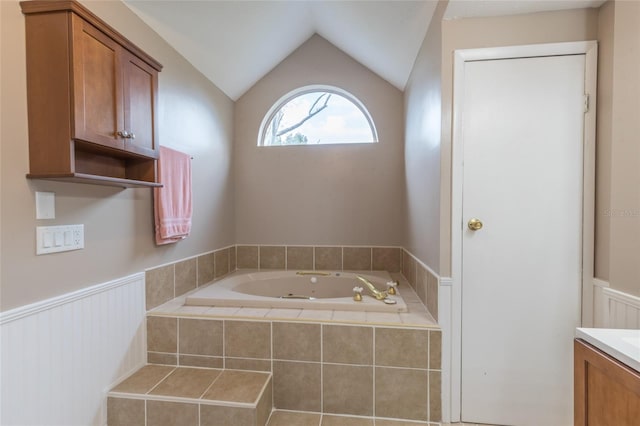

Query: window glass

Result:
[260,87,377,146]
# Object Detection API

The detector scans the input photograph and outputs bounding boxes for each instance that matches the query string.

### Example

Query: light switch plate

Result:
[36,225,84,255]
[35,192,55,219]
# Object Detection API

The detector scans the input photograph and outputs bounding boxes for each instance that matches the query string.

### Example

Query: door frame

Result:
[448,41,597,422]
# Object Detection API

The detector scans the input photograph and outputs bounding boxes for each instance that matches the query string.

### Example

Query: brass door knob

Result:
[468,218,483,231]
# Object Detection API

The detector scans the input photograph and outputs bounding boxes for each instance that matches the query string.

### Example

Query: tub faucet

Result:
[356,275,388,300]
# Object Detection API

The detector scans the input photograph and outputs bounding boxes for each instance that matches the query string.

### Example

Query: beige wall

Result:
[0,0,235,311]
[403,1,448,273]
[598,0,640,296]
[234,35,404,246]
[437,8,599,276]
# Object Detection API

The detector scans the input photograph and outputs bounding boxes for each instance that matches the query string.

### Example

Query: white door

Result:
[460,54,586,425]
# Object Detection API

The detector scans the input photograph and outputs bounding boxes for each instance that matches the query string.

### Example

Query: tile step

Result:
[107,365,273,426]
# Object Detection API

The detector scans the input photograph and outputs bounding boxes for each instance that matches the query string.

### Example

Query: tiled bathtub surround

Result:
[402,249,439,321]
[146,314,442,422]
[236,245,403,273]
[145,246,236,310]
[147,245,435,314]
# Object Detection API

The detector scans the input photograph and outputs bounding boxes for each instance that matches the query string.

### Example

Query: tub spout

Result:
[356,275,388,300]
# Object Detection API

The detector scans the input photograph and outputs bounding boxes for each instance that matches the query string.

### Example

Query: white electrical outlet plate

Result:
[36,225,84,255]
[35,192,55,219]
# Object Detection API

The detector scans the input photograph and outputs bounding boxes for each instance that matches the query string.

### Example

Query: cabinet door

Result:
[122,51,158,158]
[575,339,640,426]
[71,15,124,150]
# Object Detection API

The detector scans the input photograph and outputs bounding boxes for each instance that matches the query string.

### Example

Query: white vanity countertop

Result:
[576,327,640,372]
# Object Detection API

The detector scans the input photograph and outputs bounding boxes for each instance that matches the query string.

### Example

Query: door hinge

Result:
[584,94,590,113]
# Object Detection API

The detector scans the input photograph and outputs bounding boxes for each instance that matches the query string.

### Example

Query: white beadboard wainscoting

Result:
[593,278,640,329]
[0,273,146,426]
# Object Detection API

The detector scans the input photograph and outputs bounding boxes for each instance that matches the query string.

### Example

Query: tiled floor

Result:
[265,412,498,426]
[442,423,497,426]
[266,410,441,426]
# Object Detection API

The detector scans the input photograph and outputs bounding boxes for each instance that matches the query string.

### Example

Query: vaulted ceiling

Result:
[123,0,605,101]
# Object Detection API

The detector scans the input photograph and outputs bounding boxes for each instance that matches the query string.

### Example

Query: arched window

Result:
[258,85,378,146]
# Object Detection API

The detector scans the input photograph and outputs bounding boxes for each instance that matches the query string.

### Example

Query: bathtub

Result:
[185,270,408,313]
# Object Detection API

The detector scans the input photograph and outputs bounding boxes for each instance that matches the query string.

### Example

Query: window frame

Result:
[257,85,379,146]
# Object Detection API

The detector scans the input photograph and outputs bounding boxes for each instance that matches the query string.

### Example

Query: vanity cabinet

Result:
[574,339,640,426]
[21,0,162,187]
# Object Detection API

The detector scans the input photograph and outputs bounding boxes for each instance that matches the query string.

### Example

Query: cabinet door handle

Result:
[116,130,129,138]
[128,133,135,140]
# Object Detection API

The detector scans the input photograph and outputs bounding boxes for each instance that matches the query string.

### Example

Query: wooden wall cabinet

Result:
[574,339,640,426]
[21,0,163,188]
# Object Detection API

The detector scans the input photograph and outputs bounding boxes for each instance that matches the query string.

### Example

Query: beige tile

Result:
[323,325,373,365]
[200,404,256,426]
[202,370,270,403]
[236,307,271,317]
[402,251,416,289]
[149,297,184,313]
[205,306,241,316]
[426,270,438,321]
[287,246,314,270]
[399,311,436,327]
[178,354,223,369]
[146,264,174,310]
[402,291,422,304]
[267,308,302,319]
[174,305,211,315]
[297,309,334,321]
[375,420,429,426]
[230,246,237,272]
[331,310,366,323]
[107,397,144,426]
[429,370,442,422]
[440,424,477,426]
[364,312,402,324]
[343,247,372,270]
[315,246,342,270]
[402,250,411,284]
[323,364,373,416]
[225,357,272,372]
[257,377,273,426]
[375,328,428,369]
[111,365,175,394]
[149,367,221,398]
[214,248,230,278]
[260,245,286,269]
[273,322,321,361]
[175,258,197,297]
[267,410,321,426]
[415,265,427,306]
[237,245,259,269]
[198,252,215,286]
[372,247,402,272]
[322,415,373,426]
[179,318,223,356]
[429,330,441,370]
[147,352,177,365]
[273,360,321,412]
[147,400,198,426]
[225,320,271,359]
[147,316,177,353]
[375,367,428,421]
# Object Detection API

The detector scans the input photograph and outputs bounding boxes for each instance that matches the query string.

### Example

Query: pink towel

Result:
[154,146,192,245]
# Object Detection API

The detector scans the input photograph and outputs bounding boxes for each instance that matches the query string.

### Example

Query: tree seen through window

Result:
[261,88,377,146]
